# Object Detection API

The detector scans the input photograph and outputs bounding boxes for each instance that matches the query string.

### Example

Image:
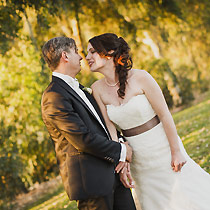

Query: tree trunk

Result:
[70,18,89,72]
[24,9,47,74]
[69,1,89,72]
[24,9,39,52]
[142,31,182,105]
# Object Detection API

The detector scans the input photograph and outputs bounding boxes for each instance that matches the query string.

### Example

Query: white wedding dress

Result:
[106,94,210,210]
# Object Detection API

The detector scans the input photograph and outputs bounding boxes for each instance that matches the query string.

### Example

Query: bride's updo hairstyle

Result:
[89,33,132,99]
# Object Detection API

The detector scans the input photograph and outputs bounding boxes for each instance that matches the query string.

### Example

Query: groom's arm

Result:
[42,90,123,164]
[117,131,127,143]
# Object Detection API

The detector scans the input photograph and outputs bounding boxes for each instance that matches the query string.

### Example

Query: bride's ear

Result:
[108,50,114,54]
[107,50,114,60]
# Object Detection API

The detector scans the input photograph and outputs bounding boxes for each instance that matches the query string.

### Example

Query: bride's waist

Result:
[121,115,160,137]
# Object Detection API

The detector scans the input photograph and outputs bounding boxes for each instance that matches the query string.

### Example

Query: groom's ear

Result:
[61,51,69,62]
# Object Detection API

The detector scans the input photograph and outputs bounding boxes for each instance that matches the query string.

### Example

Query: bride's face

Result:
[86,43,109,72]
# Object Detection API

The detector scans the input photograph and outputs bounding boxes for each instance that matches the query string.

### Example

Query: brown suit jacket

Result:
[41,76,121,200]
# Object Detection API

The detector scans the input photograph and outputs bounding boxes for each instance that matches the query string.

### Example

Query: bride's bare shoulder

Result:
[130,69,152,81]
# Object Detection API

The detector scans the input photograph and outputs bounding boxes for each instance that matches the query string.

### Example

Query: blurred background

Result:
[0,0,210,209]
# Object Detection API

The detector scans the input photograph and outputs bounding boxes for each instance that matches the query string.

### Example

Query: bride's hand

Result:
[171,151,187,172]
[115,161,127,173]
[119,162,135,188]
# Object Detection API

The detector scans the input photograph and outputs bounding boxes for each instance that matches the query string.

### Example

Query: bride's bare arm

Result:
[137,70,186,172]
[91,82,119,142]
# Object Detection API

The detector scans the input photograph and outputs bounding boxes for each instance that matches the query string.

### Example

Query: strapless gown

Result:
[106,94,210,210]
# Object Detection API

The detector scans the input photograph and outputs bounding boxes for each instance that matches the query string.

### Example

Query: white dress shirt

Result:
[52,72,126,162]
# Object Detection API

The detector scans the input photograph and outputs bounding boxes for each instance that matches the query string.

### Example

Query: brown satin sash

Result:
[121,115,160,137]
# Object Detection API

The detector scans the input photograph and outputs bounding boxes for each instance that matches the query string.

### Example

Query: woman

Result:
[85,33,210,210]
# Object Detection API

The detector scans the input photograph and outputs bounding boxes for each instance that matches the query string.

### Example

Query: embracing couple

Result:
[41,34,210,210]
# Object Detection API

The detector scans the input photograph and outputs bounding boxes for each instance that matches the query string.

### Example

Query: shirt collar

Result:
[52,72,79,89]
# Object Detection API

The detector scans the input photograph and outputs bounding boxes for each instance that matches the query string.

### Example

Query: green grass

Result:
[20,92,210,210]
[22,185,77,210]
[173,93,210,173]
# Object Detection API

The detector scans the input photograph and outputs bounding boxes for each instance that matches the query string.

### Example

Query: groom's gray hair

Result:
[42,37,76,71]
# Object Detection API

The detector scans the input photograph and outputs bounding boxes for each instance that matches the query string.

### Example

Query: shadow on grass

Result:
[22,185,78,210]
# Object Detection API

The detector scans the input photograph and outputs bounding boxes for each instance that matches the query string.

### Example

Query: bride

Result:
[86,33,210,210]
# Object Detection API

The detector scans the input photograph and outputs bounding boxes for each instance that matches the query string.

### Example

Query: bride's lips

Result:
[88,61,94,67]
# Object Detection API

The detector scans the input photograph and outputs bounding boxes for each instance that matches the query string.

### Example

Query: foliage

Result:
[0,121,26,203]
[0,0,210,206]
[178,76,194,105]
[146,59,174,107]
[0,3,22,54]
[0,40,58,202]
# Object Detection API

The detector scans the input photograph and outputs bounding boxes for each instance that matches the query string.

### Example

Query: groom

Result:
[41,37,136,210]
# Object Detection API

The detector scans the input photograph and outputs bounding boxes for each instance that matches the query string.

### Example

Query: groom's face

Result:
[65,47,82,73]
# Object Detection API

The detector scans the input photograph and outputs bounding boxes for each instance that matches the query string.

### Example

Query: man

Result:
[41,37,136,210]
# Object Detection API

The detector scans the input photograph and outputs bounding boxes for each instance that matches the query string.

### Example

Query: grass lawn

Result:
[21,185,78,210]
[18,92,210,210]
[173,92,210,173]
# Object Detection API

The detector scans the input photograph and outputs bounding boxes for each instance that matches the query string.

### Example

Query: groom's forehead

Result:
[67,46,78,53]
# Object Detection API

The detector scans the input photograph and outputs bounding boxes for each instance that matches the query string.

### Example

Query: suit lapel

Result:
[52,76,111,138]
[53,76,95,117]
[79,84,112,139]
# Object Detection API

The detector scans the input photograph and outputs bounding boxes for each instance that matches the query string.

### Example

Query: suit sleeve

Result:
[42,90,121,164]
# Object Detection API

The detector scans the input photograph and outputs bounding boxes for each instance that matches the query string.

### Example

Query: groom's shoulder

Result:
[43,81,57,93]
[42,80,64,99]
[45,77,67,92]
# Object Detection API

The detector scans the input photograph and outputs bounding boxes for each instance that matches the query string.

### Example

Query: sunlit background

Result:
[0,0,210,209]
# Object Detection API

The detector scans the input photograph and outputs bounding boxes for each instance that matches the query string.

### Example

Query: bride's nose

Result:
[86,52,90,60]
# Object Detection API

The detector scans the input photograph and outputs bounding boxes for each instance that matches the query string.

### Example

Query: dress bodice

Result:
[106,94,156,130]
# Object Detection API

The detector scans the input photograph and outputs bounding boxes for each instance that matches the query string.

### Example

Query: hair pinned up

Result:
[89,33,132,98]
